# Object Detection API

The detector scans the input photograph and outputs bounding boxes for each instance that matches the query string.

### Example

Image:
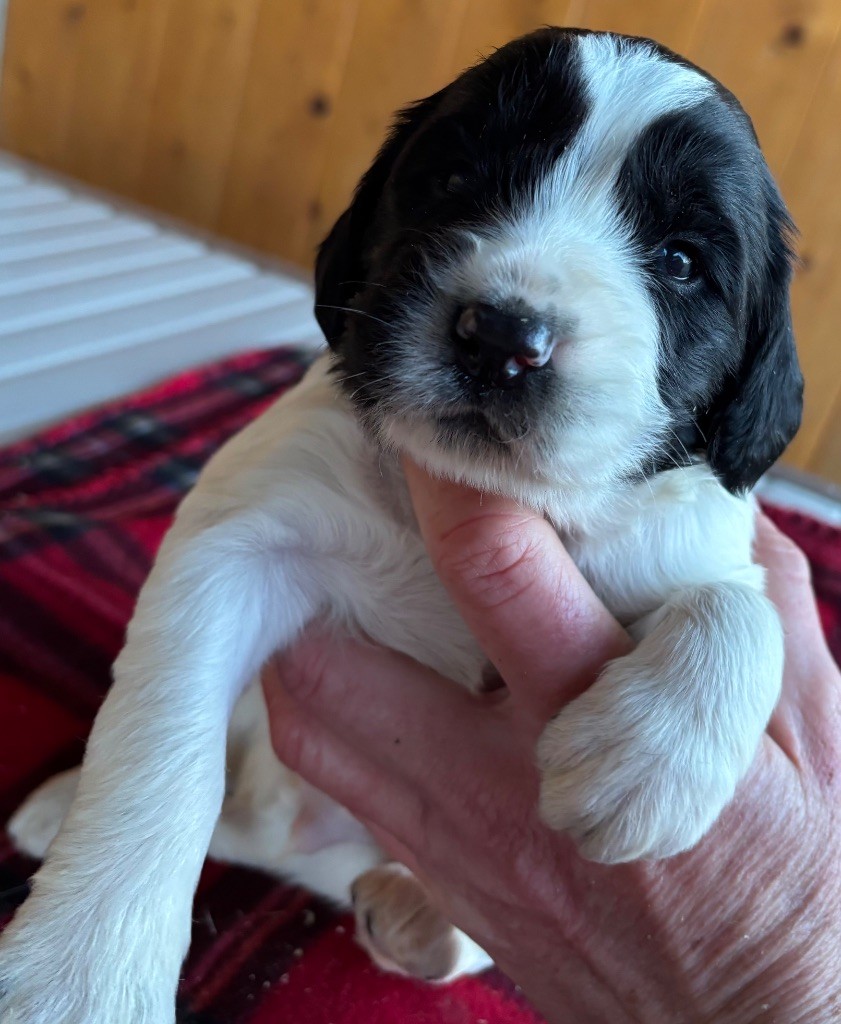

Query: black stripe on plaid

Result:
[0,580,116,716]
[0,351,311,503]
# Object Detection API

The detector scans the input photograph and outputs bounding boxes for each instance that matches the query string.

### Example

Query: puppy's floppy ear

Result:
[314,89,445,347]
[314,207,357,345]
[707,174,803,493]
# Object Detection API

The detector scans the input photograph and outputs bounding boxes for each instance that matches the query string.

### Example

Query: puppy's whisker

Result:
[315,305,395,330]
[338,280,396,292]
[343,368,407,404]
[666,428,692,467]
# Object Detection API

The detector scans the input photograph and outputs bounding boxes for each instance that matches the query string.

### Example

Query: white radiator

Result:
[0,152,323,443]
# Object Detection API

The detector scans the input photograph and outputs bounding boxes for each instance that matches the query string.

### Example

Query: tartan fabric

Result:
[0,347,838,1023]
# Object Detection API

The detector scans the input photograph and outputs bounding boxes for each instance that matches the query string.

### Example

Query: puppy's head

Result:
[316,28,802,497]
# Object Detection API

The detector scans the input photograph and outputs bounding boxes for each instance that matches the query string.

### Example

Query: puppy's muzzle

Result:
[453,302,558,389]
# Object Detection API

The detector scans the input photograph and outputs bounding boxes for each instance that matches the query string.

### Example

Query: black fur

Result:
[615,95,802,491]
[315,28,587,345]
[315,27,802,493]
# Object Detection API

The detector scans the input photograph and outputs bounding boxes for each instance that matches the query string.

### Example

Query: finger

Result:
[754,514,825,649]
[262,632,524,822]
[403,458,632,717]
[261,664,430,848]
[755,514,841,769]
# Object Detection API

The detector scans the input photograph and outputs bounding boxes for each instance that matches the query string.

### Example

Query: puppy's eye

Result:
[659,244,697,281]
[445,172,467,193]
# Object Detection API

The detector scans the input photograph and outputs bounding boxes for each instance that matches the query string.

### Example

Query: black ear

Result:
[707,178,803,493]
[313,89,445,347]
[313,206,356,344]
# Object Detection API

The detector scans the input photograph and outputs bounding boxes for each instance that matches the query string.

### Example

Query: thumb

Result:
[403,459,631,718]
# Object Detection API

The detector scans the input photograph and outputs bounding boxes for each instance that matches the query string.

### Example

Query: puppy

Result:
[0,27,802,1021]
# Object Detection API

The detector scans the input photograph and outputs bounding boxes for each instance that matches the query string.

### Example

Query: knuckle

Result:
[546,581,598,637]
[270,715,308,772]
[782,540,812,583]
[276,640,334,705]
[433,512,543,611]
[771,535,813,587]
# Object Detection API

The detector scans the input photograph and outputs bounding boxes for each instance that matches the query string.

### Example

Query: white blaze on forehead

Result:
[568,33,714,192]
[456,33,716,265]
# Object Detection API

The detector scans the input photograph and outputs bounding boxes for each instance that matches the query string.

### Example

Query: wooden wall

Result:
[1,0,840,481]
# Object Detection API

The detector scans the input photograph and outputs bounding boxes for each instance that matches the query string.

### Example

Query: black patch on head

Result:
[314,27,589,419]
[615,91,802,492]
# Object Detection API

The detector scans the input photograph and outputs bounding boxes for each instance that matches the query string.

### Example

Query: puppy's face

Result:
[316,29,802,497]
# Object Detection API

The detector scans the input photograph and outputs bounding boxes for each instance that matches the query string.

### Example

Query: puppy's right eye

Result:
[658,243,699,282]
[445,172,467,193]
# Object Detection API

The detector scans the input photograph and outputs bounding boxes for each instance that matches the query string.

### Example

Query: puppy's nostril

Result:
[454,338,485,379]
[517,325,556,367]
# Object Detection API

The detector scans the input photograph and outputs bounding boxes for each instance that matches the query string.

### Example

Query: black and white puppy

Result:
[1,27,803,1020]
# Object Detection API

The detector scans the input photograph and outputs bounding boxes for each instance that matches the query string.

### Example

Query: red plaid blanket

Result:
[0,347,839,1023]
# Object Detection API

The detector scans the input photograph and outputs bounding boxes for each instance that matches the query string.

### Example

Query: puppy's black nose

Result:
[453,303,557,387]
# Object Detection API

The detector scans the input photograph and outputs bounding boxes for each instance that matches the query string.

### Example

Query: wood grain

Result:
[216,0,360,265]
[1,0,839,481]
[780,23,841,473]
[301,0,470,256]
[134,0,264,226]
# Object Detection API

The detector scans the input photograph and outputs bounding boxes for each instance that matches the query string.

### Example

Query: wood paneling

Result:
[134,0,265,226]
[216,0,360,260]
[778,25,841,474]
[300,0,469,254]
[1,0,840,481]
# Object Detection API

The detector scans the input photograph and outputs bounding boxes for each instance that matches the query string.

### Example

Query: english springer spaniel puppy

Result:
[1,26,802,1019]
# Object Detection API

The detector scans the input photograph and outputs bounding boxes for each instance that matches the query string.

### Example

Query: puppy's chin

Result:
[380,410,543,495]
[378,404,626,510]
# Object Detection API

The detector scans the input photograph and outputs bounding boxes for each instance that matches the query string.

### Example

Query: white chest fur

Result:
[189,354,761,664]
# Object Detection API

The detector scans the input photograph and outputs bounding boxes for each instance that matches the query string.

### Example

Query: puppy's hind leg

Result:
[208,685,383,890]
[7,769,80,861]
[350,864,492,981]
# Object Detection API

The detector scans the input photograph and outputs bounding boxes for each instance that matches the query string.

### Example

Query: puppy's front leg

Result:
[538,581,784,863]
[0,513,317,1024]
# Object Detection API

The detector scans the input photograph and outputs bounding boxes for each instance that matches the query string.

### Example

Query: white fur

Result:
[351,863,493,980]
[0,36,783,1024]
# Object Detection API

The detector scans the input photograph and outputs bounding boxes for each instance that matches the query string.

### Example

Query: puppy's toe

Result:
[7,769,80,859]
[351,864,460,981]
[539,765,660,864]
[536,702,725,863]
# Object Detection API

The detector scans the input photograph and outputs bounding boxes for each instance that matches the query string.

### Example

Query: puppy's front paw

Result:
[351,865,463,981]
[536,661,744,863]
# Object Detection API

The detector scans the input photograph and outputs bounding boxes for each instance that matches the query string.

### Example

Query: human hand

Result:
[262,464,841,1023]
